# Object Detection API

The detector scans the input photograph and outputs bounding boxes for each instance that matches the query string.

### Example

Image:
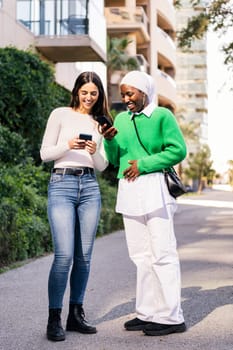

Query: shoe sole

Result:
[66,325,97,334]
[47,334,66,341]
[125,322,153,331]
[125,325,148,331]
[143,324,187,336]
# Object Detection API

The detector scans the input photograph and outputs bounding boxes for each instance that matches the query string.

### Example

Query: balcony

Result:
[35,35,105,63]
[17,0,106,63]
[134,54,149,72]
[156,0,175,31]
[156,69,177,109]
[156,27,176,68]
[105,6,150,45]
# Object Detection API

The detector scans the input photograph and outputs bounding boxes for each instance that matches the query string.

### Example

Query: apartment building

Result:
[105,0,177,111]
[0,0,107,90]
[0,0,177,112]
[176,0,208,146]
[0,0,207,138]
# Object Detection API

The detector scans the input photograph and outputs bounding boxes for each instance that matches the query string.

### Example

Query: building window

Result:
[17,0,89,36]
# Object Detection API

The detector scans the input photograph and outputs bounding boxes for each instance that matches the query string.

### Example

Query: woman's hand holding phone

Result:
[69,134,92,150]
[78,134,96,154]
[69,137,84,149]
[102,126,118,140]
[97,116,113,130]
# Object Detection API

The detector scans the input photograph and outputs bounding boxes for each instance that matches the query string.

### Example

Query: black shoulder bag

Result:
[132,117,187,199]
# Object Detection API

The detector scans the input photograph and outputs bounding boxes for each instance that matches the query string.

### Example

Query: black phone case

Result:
[97,116,113,129]
[79,133,92,141]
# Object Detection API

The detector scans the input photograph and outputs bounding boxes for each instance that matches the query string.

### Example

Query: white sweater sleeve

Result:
[92,136,109,172]
[40,109,70,162]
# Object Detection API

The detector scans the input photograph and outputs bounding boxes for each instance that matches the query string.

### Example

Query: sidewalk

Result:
[177,186,233,208]
[0,188,232,350]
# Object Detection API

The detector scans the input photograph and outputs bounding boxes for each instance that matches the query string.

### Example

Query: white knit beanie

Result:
[120,70,156,103]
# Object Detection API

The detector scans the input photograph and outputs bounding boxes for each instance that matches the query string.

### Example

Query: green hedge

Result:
[0,162,123,269]
[0,161,50,266]
[97,175,123,236]
[0,47,70,164]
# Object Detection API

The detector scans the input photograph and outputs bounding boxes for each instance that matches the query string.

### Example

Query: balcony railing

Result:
[105,6,150,44]
[156,0,175,30]
[17,0,89,36]
[19,16,88,36]
[157,68,176,108]
[157,27,175,50]
[134,54,149,72]
[16,0,106,63]
[158,69,176,88]
[105,6,148,27]
[19,19,51,36]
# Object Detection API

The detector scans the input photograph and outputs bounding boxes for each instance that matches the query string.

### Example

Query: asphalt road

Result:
[0,188,232,350]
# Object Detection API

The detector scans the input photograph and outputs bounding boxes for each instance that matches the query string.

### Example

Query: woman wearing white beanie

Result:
[103,70,187,336]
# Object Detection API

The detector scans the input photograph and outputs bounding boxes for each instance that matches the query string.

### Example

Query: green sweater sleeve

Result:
[137,109,187,173]
[103,137,120,168]
[104,107,187,178]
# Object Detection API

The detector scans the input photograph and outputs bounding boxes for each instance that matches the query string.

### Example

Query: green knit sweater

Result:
[104,107,187,179]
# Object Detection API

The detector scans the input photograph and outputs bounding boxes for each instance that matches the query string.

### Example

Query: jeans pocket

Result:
[49,173,64,183]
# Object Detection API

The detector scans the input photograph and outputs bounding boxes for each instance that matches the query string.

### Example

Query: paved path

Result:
[0,188,232,350]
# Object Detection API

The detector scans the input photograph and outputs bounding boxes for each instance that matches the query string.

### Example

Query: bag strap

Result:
[132,117,150,155]
[132,116,175,173]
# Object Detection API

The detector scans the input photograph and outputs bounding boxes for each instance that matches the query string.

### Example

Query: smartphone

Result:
[79,133,92,141]
[97,115,113,130]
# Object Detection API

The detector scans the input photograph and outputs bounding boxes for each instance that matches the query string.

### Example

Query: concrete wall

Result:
[0,0,35,50]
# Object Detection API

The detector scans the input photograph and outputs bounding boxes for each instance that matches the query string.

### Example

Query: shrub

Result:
[97,175,123,236]
[0,160,51,267]
[0,124,28,164]
[0,47,70,163]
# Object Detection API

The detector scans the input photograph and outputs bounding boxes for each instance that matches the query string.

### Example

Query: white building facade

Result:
[0,0,107,90]
[176,0,208,147]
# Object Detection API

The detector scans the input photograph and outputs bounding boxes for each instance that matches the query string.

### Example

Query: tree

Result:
[184,143,215,193]
[176,112,199,143]
[175,112,199,177]
[227,160,233,188]
[0,47,70,163]
[176,0,233,68]
[107,36,139,107]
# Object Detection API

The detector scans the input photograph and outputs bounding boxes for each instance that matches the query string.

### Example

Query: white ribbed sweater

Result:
[40,107,108,172]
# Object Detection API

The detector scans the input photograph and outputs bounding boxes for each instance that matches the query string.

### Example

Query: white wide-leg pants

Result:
[123,203,184,324]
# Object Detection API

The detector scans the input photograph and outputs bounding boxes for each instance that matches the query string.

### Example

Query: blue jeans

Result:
[47,172,101,309]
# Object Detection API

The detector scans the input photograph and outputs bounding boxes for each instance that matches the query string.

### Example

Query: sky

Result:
[207,30,233,174]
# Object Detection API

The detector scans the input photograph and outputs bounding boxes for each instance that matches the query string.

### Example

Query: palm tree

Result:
[107,36,139,107]
[176,111,199,143]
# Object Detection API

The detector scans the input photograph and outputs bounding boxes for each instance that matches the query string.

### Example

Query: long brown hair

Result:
[70,71,112,122]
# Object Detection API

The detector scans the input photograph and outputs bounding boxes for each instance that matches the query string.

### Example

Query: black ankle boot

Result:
[66,304,97,334]
[47,308,66,341]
